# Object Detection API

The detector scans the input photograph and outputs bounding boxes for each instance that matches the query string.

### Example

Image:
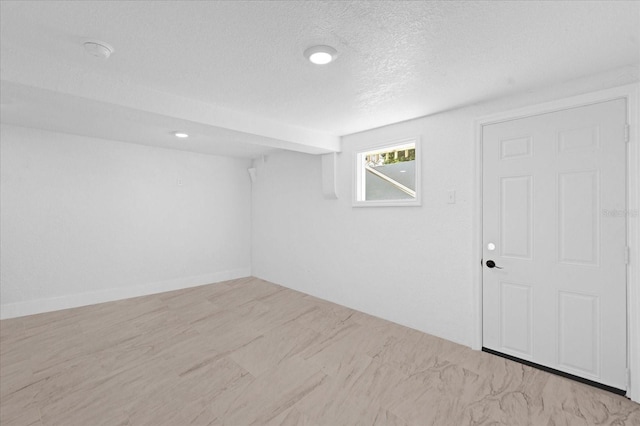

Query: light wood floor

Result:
[1,277,638,426]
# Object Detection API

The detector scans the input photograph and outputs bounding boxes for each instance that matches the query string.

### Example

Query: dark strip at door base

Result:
[481,347,626,397]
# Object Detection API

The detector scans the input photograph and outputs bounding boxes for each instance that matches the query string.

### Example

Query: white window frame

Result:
[353,136,421,207]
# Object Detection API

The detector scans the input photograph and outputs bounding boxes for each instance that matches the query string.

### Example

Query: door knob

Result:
[486,260,503,269]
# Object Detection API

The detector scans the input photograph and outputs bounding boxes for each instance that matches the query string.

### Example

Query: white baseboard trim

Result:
[0,268,252,320]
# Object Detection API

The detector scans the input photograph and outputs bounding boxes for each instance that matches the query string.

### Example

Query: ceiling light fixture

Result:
[83,40,114,59]
[304,45,337,65]
[173,132,189,138]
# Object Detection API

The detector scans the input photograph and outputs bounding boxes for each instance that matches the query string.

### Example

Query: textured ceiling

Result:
[1,1,639,156]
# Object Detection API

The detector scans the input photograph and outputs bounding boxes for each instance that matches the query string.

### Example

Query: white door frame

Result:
[472,83,640,402]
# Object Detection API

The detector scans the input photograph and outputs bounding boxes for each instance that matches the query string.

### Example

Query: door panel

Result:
[558,291,599,376]
[482,99,627,389]
[500,281,533,356]
[558,170,599,265]
[501,176,532,259]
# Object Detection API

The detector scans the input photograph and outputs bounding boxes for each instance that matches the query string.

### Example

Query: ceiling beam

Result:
[0,47,341,155]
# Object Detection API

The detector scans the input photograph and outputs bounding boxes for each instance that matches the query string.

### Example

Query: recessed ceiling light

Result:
[83,40,114,59]
[173,132,189,138]
[304,45,337,65]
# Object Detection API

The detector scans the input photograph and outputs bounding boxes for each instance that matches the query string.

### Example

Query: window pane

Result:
[362,144,416,201]
[365,162,415,200]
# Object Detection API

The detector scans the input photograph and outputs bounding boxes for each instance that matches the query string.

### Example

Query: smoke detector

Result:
[83,40,114,59]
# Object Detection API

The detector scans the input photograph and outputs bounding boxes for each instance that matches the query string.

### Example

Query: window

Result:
[354,137,420,207]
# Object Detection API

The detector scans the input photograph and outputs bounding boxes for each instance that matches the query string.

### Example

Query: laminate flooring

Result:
[1,277,638,425]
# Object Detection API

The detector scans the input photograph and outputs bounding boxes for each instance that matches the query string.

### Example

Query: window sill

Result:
[352,199,421,208]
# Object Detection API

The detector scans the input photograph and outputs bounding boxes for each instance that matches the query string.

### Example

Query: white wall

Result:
[0,125,252,318]
[251,65,639,347]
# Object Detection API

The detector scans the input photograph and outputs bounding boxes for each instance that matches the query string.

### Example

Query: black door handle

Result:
[486,260,503,269]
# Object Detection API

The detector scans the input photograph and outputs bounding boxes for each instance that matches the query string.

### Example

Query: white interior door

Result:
[482,99,628,390]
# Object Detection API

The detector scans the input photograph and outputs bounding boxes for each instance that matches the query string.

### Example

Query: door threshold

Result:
[481,347,626,396]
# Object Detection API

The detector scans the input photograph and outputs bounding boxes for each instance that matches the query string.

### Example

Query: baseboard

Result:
[0,268,252,320]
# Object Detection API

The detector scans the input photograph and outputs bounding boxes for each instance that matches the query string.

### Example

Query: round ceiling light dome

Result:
[83,40,114,59]
[304,45,337,65]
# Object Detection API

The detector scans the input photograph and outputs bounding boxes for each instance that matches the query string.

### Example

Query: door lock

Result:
[486,260,503,269]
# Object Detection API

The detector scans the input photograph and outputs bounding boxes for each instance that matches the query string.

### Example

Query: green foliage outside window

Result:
[370,148,415,164]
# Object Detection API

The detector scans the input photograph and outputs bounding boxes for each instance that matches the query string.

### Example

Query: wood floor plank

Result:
[1,277,638,425]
